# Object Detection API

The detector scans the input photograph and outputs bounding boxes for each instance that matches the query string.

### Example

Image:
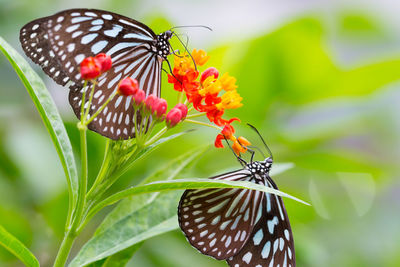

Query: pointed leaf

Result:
[97,146,208,234]
[0,36,78,212]
[0,224,39,267]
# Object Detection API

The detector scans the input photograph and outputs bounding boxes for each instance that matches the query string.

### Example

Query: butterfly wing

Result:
[178,169,264,260]
[68,44,163,139]
[20,9,162,139]
[227,175,296,267]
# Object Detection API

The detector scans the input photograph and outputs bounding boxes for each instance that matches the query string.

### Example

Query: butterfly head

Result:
[156,31,173,59]
[246,157,272,176]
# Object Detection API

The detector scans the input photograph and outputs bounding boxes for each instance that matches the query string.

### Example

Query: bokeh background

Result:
[1,0,400,266]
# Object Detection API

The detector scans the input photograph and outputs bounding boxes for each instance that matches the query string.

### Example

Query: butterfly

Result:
[20,8,173,140]
[178,125,295,267]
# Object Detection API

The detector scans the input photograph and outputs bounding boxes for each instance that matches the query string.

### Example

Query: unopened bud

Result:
[166,108,183,128]
[118,77,139,96]
[200,67,219,84]
[95,53,112,73]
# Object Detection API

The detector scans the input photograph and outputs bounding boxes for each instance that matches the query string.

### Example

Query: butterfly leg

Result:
[223,136,247,167]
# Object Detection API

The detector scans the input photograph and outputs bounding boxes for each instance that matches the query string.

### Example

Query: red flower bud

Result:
[95,53,112,73]
[133,89,146,106]
[145,94,158,112]
[80,57,101,80]
[118,77,139,96]
[153,98,168,118]
[221,124,235,137]
[200,67,219,84]
[166,108,183,128]
[174,103,188,120]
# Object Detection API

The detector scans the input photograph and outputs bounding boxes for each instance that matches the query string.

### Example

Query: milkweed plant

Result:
[0,35,307,267]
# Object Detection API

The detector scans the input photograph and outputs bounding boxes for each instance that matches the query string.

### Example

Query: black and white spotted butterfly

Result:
[178,126,295,267]
[20,8,173,139]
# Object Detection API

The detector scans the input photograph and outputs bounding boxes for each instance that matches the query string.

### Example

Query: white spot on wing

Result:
[253,229,263,245]
[81,33,98,44]
[262,241,271,259]
[91,40,108,54]
[74,54,85,64]
[242,252,252,264]
[102,14,112,20]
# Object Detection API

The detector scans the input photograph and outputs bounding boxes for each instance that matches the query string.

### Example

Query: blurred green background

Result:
[1,0,400,266]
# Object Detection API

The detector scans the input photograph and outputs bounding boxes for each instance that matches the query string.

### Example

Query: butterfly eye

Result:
[266,157,273,164]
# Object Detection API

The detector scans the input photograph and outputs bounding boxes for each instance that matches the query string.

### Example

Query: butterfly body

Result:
[20,9,173,139]
[178,156,295,267]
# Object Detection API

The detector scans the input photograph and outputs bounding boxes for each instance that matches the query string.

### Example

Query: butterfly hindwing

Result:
[68,45,162,139]
[227,176,296,267]
[178,169,264,260]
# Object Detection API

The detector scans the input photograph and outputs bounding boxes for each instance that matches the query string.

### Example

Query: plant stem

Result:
[184,119,222,130]
[83,82,96,120]
[145,126,168,146]
[86,90,117,125]
[53,230,76,267]
[53,123,88,266]
[86,139,111,198]
[186,112,205,119]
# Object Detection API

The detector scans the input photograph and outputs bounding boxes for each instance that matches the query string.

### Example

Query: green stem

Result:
[184,119,222,131]
[53,123,88,266]
[178,91,184,103]
[145,126,168,146]
[53,230,76,267]
[86,139,111,198]
[86,90,117,125]
[186,112,205,119]
[80,81,88,121]
[83,82,96,120]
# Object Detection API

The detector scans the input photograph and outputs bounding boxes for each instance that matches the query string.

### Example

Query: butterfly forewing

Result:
[20,9,164,139]
[227,177,296,267]
[178,170,264,260]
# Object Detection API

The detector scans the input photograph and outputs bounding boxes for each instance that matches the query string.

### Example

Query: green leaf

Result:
[0,224,39,267]
[70,163,298,266]
[86,243,143,267]
[90,176,308,217]
[97,146,208,234]
[70,193,180,267]
[0,36,78,217]
[70,147,207,266]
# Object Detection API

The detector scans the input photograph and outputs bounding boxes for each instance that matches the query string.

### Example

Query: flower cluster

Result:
[79,48,249,154]
[167,49,249,155]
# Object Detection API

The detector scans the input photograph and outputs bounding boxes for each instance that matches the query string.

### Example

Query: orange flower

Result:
[214,123,251,156]
[216,90,243,110]
[192,49,210,66]
[232,140,247,155]
[237,136,251,147]
[219,73,237,91]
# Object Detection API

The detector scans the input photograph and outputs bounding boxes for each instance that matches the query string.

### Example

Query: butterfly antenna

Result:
[164,59,182,86]
[170,25,213,31]
[247,123,273,160]
[172,32,198,71]
[248,145,266,160]
[176,33,190,47]
[236,138,256,162]
[223,136,247,167]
